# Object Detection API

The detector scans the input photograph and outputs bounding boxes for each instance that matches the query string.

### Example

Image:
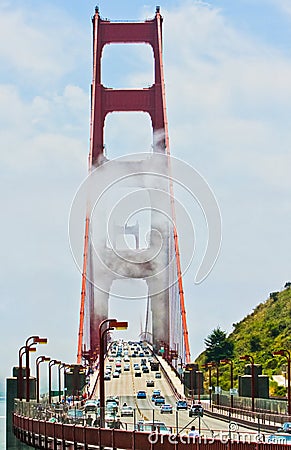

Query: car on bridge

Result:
[189,403,203,417]
[107,396,119,405]
[104,374,111,381]
[176,400,188,410]
[121,405,134,417]
[155,372,161,378]
[154,396,165,405]
[160,404,173,414]
[135,371,142,377]
[137,390,146,399]
[106,400,118,414]
[146,379,154,387]
[67,409,84,425]
[150,362,159,371]
[142,421,171,434]
[278,423,291,434]
[112,371,120,378]
[151,390,161,401]
[84,400,99,413]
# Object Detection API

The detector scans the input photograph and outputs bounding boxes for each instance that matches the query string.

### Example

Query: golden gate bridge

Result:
[8,8,275,450]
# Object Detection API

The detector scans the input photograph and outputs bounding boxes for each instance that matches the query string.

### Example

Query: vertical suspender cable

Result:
[77,10,99,363]
[156,11,191,363]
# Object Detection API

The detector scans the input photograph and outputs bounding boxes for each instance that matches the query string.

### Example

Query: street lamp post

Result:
[201,362,216,407]
[25,336,48,402]
[197,371,202,403]
[216,363,220,405]
[220,359,234,409]
[58,363,70,403]
[99,319,128,427]
[273,349,291,415]
[18,344,37,400]
[240,354,255,412]
[188,367,194,402]
[36,356,50,403]
[48,360,61,404]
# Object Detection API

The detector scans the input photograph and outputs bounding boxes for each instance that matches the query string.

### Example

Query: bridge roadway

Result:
[90,342,263,441]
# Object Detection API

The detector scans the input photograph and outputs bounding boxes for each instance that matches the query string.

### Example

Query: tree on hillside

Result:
[250,335,261,352]
[204,327,234,363]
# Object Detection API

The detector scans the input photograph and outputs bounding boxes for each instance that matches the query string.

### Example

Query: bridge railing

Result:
[214,393,289,415]
[13,411,282,450]
[13,399,279,440]
[208,402,290,431]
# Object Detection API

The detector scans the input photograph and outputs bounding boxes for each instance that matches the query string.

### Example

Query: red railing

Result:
[13,413,285,450]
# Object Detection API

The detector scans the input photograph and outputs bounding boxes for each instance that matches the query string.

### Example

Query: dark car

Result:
[154,396,165,405]
[135,371,142,377]
[176,400,188,410]
[189,403,203,417]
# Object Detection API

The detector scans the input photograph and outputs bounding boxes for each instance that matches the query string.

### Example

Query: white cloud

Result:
[163,4,291,183]
[0,83,88,172]
[270,0,291,18]
[0,7,88,85]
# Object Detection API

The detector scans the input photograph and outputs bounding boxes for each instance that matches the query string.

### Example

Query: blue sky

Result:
[1,0,291,393]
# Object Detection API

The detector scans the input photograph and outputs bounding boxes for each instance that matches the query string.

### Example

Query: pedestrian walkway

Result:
[88,362,99,398]
[155,353,186,398]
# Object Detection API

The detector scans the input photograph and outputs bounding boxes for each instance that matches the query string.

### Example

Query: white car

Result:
[120,405,134,417]
[84,400,98,413]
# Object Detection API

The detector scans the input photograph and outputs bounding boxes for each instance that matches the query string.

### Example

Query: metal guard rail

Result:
[13,413,283,450]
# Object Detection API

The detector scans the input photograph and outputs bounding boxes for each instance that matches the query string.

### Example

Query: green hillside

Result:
[196,284,291,395]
